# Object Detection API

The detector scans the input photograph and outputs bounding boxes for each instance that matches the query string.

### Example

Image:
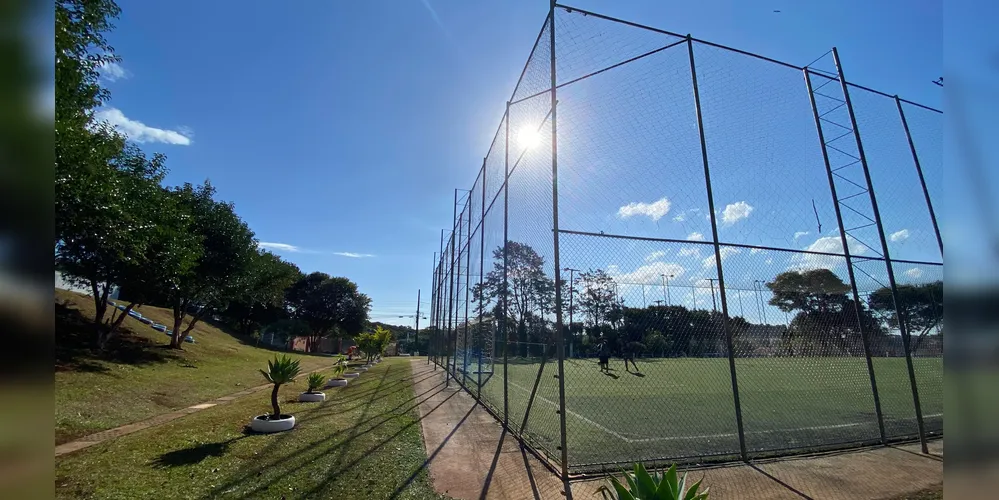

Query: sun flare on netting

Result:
[426,5,942,476]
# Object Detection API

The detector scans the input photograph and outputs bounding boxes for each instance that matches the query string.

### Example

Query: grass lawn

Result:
[55,358,447,499]
[473,355,942,470]
[55,289,339,444]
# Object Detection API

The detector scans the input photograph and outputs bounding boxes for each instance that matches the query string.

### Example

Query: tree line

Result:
[455,241,942,359]
[55,0,370,351]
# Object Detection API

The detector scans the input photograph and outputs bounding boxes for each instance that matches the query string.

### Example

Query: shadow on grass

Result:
[602,371,620,380]
[55,301,179,372]
[207,364,457,499]
[151,436,246,468]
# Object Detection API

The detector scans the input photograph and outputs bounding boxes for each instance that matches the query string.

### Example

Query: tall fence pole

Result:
[438,229,446,369]
[462,193,473,387]
[804,68,886,444]
[445,191,459,388]
[502,102,511,427]
[478,160,486,397]
[832,47,928,453]
[550,1,571,485]
[414,289,421,355]
[687,35,747,461]
[894,96,943,258]
[429,255,435,364]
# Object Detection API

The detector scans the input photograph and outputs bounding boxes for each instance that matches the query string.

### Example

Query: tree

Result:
[767,270,881,356]
[259,355,301,419]
[477,242,554,357]
[645,332,666,358]
[149,182,257,349]
[221,251,301,335]
[868,281,943,353]
[578,269,618,331]
[286,272,371,353]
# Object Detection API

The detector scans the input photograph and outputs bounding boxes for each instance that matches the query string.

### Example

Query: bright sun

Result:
[516,126,542,150]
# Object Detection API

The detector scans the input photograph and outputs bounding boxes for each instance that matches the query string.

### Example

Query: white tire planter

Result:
[355,367,368,372]
[250,414,295,433]
[343,372,360,378]
[298,392,326,402]
[325,379,348,388]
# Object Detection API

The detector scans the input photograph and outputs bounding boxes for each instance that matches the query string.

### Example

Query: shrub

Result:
[330,355,347,379]
[306,372,325,393]
[598,463,708,500]
[260,355,301,418]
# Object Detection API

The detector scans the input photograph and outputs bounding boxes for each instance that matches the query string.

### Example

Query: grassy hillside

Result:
[55,289,338,444]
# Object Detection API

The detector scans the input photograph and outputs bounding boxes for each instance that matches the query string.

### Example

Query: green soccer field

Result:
[470,356,942,470]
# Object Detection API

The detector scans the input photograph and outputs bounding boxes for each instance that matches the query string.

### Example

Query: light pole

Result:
[753,280,768,325]
[661,273,674,306]
[706,278,718,312]
[563,267,580,356]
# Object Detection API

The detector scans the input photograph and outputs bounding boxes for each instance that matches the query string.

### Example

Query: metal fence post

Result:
[446,192,459,387]
[687,35,748,461]
[462,195,472,388]
[503,102,511,428]
[805,68,887,444]
[895,96,943,258]
[550,2,571,485]
[438,229,446,369]
[832,47,928,453]
[429,255,436,364]
[478,160,487,397]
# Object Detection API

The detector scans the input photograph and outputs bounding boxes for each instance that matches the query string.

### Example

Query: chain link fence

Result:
[426,4,942,476]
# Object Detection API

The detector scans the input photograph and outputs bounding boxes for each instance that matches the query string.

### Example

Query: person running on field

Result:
[622,341,642,373]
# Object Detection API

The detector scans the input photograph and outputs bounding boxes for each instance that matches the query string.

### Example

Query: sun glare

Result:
[516,126,542,150]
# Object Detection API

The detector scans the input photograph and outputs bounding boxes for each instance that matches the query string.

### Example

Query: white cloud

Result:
[678,247,701,257]
[334,252,375,258]
[644,250,667,263]
[617,197,672,222]
[672,213,686,222]
[904,267,923,279]
[702,247,740,269]
[721,201,754,225]
[794,231,810,240]
[789,235,866,270]
[765,258,774,265]
[890,229,910,242]
[99,61,129,82]
[93,108,192,145]
[607,261,686,285]
[258,242,374,258]
[686,232,705,242]
[750,248,764,255]
[259,242,301,253]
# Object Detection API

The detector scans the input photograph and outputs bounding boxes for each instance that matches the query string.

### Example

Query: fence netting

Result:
[427,4,942,475]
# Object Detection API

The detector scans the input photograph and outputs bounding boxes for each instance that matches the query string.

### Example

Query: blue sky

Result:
[97,0,944,326]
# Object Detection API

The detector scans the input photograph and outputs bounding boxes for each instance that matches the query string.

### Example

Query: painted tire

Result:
[250,414,295,433]
[298,392,326,402]
[325,379,348,388]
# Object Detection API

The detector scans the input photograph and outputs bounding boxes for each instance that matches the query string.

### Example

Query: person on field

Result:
[598,339,611,373]
[622,341,643,373]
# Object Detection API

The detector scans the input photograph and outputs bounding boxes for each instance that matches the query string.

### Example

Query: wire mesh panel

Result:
[721,246,884,453]
[428,3,941,476]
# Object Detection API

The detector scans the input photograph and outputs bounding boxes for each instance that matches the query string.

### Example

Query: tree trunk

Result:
[270,383,281,417]
[100,303,138,350]
[171,298,186,349]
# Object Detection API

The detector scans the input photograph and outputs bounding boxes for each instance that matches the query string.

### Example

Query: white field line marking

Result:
[505,380,941,445]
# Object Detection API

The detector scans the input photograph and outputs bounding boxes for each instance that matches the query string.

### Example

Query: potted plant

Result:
[325,357,350,387]
[250,355,301,433]
[597,463,708,500]
[299,373,327,402]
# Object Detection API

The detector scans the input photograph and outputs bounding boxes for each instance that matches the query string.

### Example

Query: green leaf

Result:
[611,477,636,500]
[663,464,679,499]
[633,462,657,497]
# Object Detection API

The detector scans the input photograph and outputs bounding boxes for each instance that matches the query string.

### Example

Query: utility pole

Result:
[753,280,768,325]
[414,289,421,355]
[706,278,718,312]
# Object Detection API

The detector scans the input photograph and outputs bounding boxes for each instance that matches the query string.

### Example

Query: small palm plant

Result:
[260,355,301,419]
[598,463,708,500]
[305,373,325,394]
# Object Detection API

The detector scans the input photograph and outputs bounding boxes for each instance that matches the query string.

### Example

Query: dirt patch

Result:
[410,359,943,499]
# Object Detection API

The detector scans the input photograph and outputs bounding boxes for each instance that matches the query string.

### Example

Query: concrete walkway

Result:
[409,359,943,500]
[54,363,335,457]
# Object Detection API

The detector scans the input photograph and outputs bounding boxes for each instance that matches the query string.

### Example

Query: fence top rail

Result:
[554,2,940,114]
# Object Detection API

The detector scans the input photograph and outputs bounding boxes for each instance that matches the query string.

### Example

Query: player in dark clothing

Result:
[622,341,642,373]
[597,341,610,373]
